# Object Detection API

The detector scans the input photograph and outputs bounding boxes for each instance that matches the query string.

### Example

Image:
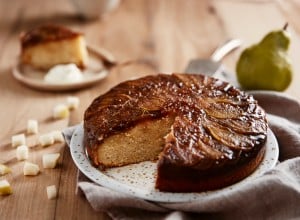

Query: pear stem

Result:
[283,22,288,31]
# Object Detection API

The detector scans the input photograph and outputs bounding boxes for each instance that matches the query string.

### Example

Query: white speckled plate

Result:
[70,124,279,203]
[12,47,108,92]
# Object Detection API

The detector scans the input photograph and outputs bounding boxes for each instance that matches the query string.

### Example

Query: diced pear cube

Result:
[0,164,11,176]
[53,104,70,119]
[43,153,60,169]
[52,130,64,143]
[38,133,54,147]
[23,162,40,176]
[27,119,38,134]
[16,145,29,161]
[0,180,12,195]
[12,133,26,148]
[46,185,57,199]
[67,96,80,110]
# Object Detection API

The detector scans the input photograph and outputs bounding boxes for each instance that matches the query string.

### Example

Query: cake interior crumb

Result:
[97,116,174,167]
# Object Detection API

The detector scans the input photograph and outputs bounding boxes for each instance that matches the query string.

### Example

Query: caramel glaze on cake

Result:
[20,24,88,69]
[84,73,268,192]
[21,24,79,48]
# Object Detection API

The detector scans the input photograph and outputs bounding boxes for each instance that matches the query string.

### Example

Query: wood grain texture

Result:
[0,0,299,219]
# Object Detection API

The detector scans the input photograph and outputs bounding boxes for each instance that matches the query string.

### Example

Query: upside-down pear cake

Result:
[20,24,88,70]
[84,73,268,192]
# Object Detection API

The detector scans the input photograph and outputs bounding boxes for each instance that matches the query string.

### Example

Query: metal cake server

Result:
[184,39,242,83]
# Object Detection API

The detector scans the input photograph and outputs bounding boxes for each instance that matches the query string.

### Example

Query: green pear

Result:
[236,25,292,91]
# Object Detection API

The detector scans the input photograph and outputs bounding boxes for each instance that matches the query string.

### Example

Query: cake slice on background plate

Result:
[20,24,89,70]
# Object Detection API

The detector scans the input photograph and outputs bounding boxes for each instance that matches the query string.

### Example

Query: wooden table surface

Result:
[1,0,299,219]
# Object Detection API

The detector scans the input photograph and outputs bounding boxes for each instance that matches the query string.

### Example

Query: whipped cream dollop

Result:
[44,64,83,84]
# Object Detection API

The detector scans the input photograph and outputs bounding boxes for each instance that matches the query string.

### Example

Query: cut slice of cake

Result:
[20,24,89,70]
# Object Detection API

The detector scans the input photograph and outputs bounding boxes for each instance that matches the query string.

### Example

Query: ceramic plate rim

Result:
[70,124,279,203]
